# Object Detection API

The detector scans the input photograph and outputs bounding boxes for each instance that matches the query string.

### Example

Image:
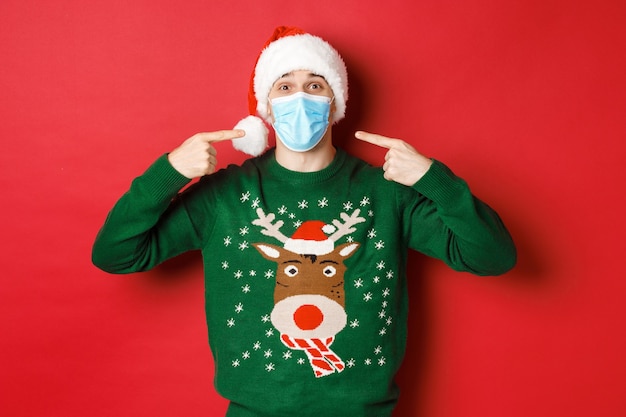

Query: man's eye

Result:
[284,265,299,277]
[279,85,290,91]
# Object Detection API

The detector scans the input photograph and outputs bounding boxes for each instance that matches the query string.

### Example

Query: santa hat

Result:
[232,26,349,156]
[284,220,337,256]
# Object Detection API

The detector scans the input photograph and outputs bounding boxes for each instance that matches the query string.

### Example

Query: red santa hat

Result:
[284,220,337,256]
[232,26,349,156]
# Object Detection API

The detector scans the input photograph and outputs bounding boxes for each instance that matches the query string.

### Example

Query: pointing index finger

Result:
[355,131,399,149]
[202,129,246,143]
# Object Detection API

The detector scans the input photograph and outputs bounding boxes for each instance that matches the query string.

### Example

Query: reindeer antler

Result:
[252,208,289,244]
[328,209,366,242]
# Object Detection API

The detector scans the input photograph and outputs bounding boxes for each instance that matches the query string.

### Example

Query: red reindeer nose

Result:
[293,304,324,330]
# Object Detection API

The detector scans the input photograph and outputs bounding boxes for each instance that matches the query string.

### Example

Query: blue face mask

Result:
[270,92,333,152]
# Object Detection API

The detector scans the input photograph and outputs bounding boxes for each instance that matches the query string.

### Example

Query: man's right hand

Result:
[167,130,245,179]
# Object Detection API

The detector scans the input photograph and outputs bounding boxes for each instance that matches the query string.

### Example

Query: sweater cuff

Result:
[411,159,467,206]
[140,154,192,202]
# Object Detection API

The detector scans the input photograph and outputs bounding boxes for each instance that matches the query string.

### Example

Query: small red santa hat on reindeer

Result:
[232,26,349,156]
[283,220,337,256]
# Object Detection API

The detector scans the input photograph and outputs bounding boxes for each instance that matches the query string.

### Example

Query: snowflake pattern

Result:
[222,191,398,375]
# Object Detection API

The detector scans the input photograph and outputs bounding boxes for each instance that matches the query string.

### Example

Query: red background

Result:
[1,1,625,416]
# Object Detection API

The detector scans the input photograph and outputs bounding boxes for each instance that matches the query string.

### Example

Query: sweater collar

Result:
[262,147,347,185]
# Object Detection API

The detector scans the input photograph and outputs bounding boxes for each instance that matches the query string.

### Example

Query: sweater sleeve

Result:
[91,154,204,274]
[402,160,517,276]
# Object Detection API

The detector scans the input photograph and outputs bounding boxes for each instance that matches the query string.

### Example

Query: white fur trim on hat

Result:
[284,237,335,256]
[233,115,269,156]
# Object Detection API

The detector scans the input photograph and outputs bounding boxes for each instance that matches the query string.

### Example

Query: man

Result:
[93,26,516,417]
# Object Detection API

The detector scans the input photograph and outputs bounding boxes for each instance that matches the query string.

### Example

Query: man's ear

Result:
[267,100,275,122]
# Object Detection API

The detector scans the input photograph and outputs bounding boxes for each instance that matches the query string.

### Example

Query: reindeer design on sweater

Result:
[252,208,365,377]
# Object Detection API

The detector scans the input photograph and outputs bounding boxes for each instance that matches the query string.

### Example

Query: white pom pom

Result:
[322,224,336,234]
[232,115,269,156]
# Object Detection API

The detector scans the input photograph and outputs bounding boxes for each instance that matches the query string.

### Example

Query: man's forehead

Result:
[277,71,325,80]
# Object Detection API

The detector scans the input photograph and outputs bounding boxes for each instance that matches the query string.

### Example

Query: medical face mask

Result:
[270,92,333,152]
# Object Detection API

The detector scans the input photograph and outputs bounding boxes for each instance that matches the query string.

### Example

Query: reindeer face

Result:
[253,242,359,307]
[254,242,359,339]
[251,208,364,342]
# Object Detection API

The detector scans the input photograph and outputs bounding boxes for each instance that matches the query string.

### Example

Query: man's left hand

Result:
[355,131,433,186]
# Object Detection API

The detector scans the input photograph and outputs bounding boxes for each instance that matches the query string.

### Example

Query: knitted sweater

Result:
[92,148,516,417]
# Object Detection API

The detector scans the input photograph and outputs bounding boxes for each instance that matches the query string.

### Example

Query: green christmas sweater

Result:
[93,147,516,417]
